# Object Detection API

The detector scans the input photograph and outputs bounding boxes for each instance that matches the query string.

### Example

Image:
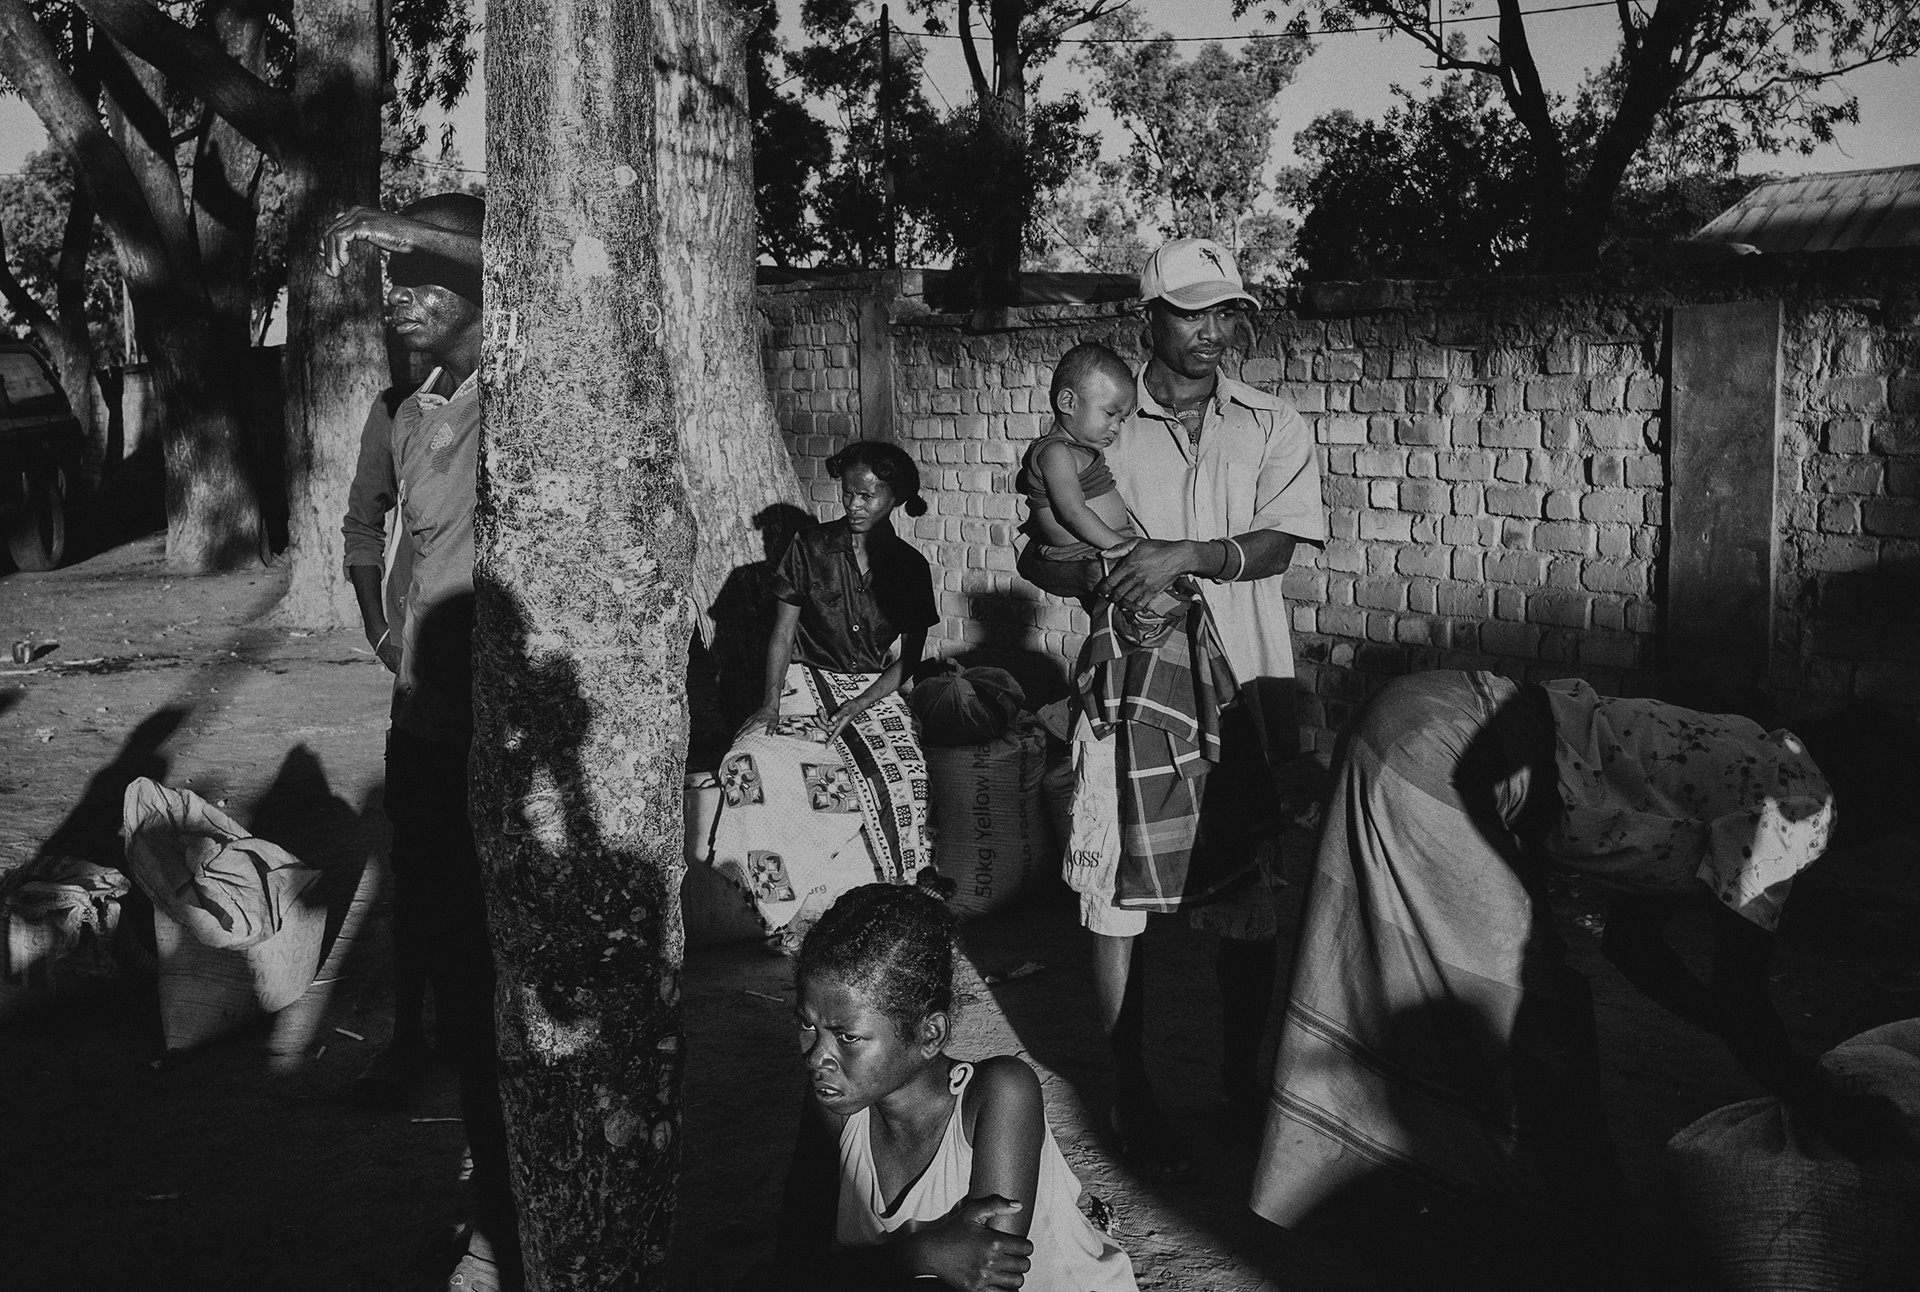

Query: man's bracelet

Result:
[1215,538,1248,583]
[375,629,391,650]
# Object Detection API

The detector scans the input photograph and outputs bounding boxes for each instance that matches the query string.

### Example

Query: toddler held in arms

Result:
[1015,342,1192,646]
[776,881,1137,1291]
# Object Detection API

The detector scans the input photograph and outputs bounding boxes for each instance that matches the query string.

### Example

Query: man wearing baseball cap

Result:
[1020,236,1324,1175]
[330,195,521,1292]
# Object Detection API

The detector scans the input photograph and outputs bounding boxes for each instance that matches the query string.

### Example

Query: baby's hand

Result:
[1099,538,1140,561]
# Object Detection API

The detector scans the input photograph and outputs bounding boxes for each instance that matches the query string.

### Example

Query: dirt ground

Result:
[3,537,1917,1291]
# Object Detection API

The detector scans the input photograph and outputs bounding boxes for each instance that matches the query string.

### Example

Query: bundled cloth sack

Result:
[120,778,326,1051]
[910,661,1025,747]
[680,771,769,949]
[925,716,1055,920]
[707,728,907,953]
[1667,1017,1920,1291]
[0,857,130,1022]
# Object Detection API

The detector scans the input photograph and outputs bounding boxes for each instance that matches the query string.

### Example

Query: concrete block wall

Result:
[1774,293,1920,711]
[758,254,1920,756]
[758,280,868,514]
[1258,300,1666,744]
[890,306,1138,686]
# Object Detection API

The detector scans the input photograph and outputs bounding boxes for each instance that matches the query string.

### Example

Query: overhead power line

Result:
[912,0,1621,45]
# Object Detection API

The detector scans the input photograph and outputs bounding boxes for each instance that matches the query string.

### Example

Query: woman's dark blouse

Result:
[772,518,939,673]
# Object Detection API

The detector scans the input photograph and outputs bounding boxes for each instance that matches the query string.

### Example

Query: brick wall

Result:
[759,279,869,512]
[758,254,1920,757]
[1775,290,1920,711]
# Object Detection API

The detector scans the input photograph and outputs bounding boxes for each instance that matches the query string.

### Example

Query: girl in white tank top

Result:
[777,881,1137,1291]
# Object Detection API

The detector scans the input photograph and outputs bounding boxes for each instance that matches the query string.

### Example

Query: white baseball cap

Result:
[1139,237,1259,310]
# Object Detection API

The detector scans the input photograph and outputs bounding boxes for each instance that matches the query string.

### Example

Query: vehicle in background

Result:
[0,342,83,571]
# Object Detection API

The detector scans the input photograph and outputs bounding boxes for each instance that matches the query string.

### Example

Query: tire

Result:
[7,465,68,571]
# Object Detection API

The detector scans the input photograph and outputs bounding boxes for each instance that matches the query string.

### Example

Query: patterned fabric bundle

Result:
[707,663,930,942]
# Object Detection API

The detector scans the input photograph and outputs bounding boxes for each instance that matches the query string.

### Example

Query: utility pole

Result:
[880,4,896,269]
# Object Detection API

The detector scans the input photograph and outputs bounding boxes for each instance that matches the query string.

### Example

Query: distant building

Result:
[1691,164,1920,253]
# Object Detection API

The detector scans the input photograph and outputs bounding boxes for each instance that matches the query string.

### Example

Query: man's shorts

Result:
[1062,714,1278,940]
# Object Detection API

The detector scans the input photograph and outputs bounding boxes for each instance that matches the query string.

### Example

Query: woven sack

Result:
[910,662,1025,746]
[1667,1017,1920,1291]
[120,778,325,1051]
[925,718,1054,920]
[680,772,768,949]
[0,858,129,1023]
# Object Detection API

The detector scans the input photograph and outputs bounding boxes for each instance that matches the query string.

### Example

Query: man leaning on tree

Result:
[328,193,520,1292]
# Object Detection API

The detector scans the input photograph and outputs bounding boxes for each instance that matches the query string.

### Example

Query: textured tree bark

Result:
[272,0,386,626]
[476,0,694,1282]
[956,0,1030,308]
[653,0,806,644]
[52,9,103,453]
[98,31,265,569]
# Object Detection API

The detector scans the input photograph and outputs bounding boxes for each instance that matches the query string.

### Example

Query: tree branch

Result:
[1615,0,1640,57]
[0,0,177,294]
[957,0,990,99]
[72,0,295,161]
[1363,6,1502,78]
[1674,46,1918,109]
[0,224,59,338]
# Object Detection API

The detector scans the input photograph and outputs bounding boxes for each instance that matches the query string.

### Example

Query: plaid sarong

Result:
[1076,598,1241,911]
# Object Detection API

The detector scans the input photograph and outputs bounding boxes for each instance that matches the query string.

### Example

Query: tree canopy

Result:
[1071,7,1308,283]
[1247,0,1920,267]
[774,0,1097,293]
[0,147,124,358]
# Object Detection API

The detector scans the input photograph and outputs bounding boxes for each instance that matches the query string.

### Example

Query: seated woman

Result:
[709,442,938,944]
[1250,671,1899,1248]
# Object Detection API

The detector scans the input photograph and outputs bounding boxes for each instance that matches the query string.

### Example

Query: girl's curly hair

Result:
[795,877,956,1029]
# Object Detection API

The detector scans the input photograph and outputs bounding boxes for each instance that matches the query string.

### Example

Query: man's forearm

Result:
[347,564,387,638]
[1233,529,1298,580]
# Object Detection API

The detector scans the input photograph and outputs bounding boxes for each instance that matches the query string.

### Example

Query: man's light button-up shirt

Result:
[1108,371,1325,685]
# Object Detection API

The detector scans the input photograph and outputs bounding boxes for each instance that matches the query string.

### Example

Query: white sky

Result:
[3,1,1917,188]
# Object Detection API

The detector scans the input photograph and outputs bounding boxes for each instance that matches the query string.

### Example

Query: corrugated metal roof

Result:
[1692,165,1920,252]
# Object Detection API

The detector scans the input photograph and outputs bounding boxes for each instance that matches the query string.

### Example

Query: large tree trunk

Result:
[98,30,265,569]
[956,0,1028,308]
[964,92,1029,308]
[653,0,805,692]
[476,0,694,1282]
[273,0,386,626]
[53,9,103,456]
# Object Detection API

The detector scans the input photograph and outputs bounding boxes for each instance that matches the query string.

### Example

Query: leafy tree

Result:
[1286,62,1777,280]
[1288,73,1534,279]
[790,0,949,266]
[1,0,475,583]
[790,0,1098,295]
[1029,168,1150,273]
[0,146,124,383]
[1074,7,1308,284]
[747,0,831,266]
[1247,0,1920,267]
[925,0,1122,304]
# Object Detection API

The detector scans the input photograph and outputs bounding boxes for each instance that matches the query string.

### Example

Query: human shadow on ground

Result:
[246,743,379,975]
[29,706,186,872]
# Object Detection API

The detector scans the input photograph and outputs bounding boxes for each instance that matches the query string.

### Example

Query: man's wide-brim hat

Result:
[1139,237,1259,311]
